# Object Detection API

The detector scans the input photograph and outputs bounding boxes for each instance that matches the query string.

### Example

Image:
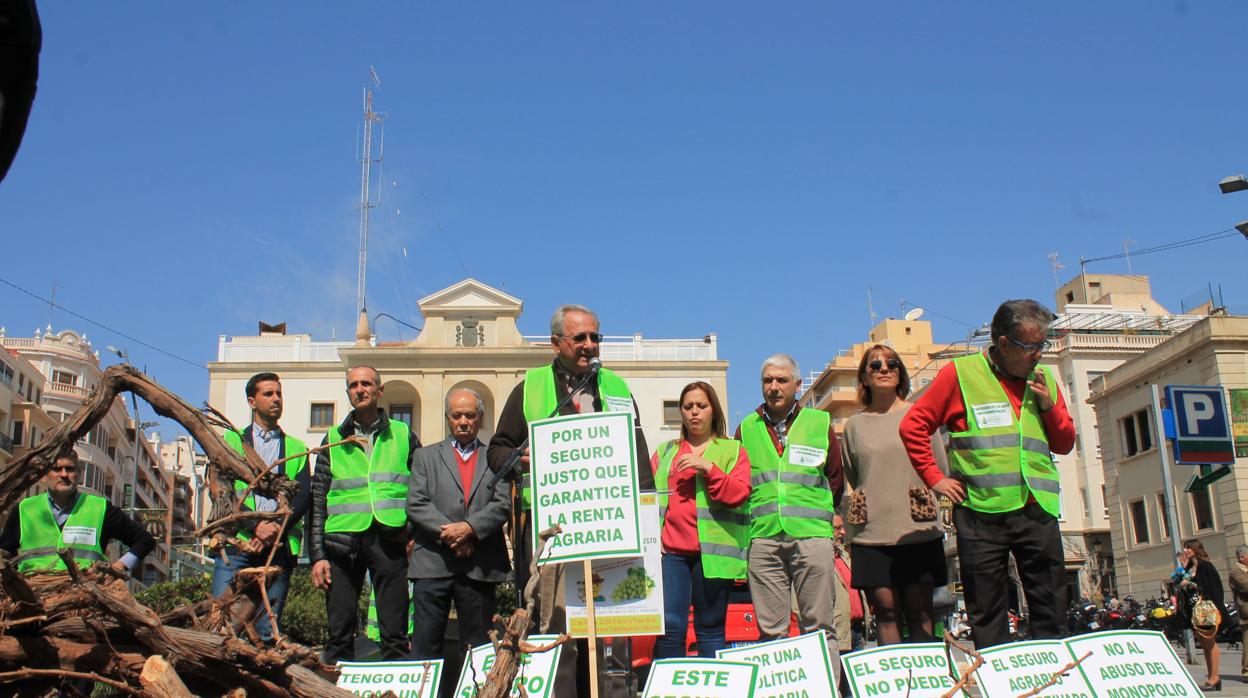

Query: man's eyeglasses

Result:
[557,332,602,345]
[1006,336,1051,354]
[867,358,901,374]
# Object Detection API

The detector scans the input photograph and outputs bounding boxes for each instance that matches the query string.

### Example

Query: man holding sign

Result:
[900,299,1074,648]
[488,304,654,698]
[735,354,843,681]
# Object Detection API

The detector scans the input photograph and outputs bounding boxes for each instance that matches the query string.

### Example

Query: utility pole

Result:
[1151,384,1196,663]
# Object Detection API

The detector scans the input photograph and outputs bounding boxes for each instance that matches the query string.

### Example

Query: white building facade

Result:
[208,279,729,456]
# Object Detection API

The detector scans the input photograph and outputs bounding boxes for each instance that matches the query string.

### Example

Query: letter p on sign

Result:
[1183,393,1216,434]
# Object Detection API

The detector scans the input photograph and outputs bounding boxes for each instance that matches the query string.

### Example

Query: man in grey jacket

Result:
[407,387,511,682]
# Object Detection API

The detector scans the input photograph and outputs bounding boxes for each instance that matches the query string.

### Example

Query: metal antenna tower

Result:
[1048,252,1064,289]
[866,286,878,329]
[356,68,386,317]
[1122,238,1136,274]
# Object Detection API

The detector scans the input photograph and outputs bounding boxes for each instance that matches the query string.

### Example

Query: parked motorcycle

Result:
[1067,599,1100,635]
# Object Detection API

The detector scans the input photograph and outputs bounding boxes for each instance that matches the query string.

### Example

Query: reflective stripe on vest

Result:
[741,408,835,540]
[948,352,1061,517]
[324,420,411,532]
[654,438,750,580]
[17,492,108,573]
[519,364,634,510]
[223,429,309,556]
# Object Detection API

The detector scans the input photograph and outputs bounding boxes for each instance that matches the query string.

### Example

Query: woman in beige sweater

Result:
[841,344,947,644]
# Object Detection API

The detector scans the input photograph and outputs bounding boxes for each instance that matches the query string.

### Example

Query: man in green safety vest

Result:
[736,354,844,683]
[0,451,154,576]
[488,304,655,698]
[210,372,311,643]
[309,365,421,663]
[901,299,1075,648]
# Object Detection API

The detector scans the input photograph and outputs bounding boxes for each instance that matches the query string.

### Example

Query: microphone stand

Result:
[500,362,600,607]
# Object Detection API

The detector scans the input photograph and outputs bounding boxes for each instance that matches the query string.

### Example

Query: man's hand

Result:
[452,539,475,559]
[931,477,966,504]
[254,521,281,546]
[238,537,265,555]
[109,560,130,577]
[518,447,531,474]
[440,522,475,548]
[311,560,332,589]
[1027,374,1054,412]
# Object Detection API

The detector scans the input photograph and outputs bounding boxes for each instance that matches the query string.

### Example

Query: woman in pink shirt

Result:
[651,381,752,658]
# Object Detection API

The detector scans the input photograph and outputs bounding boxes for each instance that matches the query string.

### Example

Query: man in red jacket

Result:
[900,299,1075,648]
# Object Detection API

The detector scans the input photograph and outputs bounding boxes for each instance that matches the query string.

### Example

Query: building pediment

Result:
[417,279,522,318]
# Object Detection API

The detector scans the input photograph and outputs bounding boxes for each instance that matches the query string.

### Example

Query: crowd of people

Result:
[2,298,1085,697]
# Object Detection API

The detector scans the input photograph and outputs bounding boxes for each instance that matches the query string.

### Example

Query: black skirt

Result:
[850,538,948,589]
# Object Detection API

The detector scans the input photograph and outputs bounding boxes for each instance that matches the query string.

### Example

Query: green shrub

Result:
[135,574,211,613]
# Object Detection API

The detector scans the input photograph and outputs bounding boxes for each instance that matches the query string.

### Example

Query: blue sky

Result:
[3,2,1248,432]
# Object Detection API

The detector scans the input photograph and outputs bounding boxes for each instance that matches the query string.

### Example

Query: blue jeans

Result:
[211,547,293,642]
[656,553,732,659]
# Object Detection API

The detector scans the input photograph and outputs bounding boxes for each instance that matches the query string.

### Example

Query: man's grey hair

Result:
[760,353,800,383]
[445,387,485,416]
[1237,545,1248,560]
[990,299,1056,343]
[346,364,382,385]
[551,304,599,337]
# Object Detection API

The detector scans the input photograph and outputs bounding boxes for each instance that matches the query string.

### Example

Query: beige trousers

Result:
[748,536,842,683]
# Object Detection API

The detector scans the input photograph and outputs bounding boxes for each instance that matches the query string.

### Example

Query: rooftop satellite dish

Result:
[904,307,925,321]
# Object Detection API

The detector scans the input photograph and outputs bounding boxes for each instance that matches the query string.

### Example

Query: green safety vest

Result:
[17,492,108,573]
[741,408,835,540]
[324,419,412,532]
[948,352,1061,517]
[365,579,414,642]
[518,364,635,510]
[223,428,309,556]
[654,438,750,580]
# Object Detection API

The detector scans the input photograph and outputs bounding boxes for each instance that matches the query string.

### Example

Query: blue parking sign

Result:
[1167,385,1235,464]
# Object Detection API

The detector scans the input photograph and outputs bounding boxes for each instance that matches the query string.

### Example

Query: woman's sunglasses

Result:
[867,358,901,374]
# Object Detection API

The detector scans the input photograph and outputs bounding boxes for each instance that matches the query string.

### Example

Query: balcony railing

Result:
[45,382,89,400]
[1048,333,1174,354]
[0,432,12,454]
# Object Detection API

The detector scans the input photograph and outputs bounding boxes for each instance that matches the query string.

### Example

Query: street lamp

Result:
[1219,175,1248,194]
[107,345,151,512]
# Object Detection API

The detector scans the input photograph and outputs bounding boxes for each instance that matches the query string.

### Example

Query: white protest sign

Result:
[841,643,961,698]
[717,631,837,698]
[642,658,759,698]
[452,634,562,698]
[1065,630,1201,698]
[565,493,664,637]
[336,660,443,698]
[530,411,641,564]
[975,639,1093,698]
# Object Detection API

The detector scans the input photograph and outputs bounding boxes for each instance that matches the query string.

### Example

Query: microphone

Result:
[586,357,602,375]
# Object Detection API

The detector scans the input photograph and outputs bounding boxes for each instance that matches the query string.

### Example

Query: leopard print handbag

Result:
[909,485,938,522]
[846,489,868,525]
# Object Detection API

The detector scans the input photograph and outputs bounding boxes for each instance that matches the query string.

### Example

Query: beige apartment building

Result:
[207,278,729,454]
[1090,315,1248,600]
[798,315,962,432]
[0,344,55,469]
[0,327,174,584]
